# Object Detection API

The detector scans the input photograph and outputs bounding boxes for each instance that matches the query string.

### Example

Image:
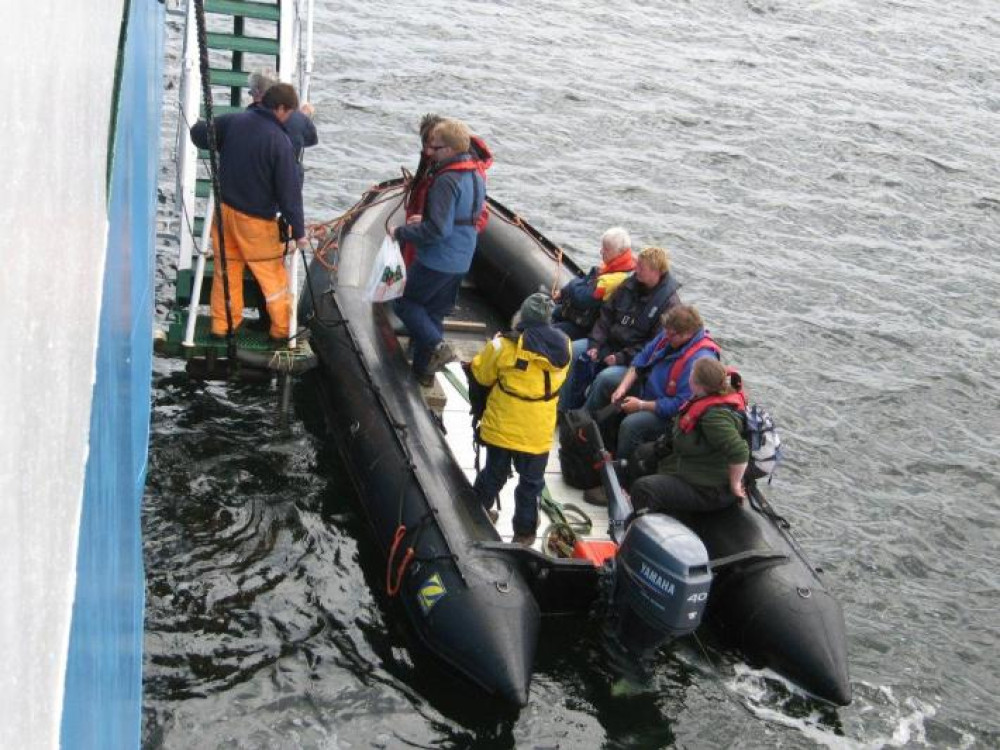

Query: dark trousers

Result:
[630,474,736,515]
[473,445,550,536]
[393,261,464,376]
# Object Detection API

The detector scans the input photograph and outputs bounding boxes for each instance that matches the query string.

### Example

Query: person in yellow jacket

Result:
[470,293,572,546]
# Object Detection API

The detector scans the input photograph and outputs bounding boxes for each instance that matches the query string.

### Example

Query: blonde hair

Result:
[692,357,730,395]
[660,304,703,336]
[636,246,670,274]
[431,119,472,152]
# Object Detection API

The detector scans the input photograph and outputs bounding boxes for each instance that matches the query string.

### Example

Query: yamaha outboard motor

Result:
[610,513,712,654]
[566,408,714,653]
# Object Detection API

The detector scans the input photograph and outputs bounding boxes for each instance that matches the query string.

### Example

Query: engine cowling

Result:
[610,513,712,654]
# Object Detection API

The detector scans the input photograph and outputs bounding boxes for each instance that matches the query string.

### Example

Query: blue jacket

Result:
[284,110,318,161]
[394,154,485,274]
[190,107,305,238]
[631,328,720,419]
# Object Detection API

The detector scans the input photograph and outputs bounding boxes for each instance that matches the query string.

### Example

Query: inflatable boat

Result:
[299,178,851,707]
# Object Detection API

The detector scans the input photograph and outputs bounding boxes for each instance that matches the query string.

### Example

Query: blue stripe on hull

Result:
[60,1,162,747]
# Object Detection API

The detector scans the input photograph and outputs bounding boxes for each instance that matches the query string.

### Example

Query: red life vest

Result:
[676,389,747,433]
[663,334,721,396]
[402,136,493,266]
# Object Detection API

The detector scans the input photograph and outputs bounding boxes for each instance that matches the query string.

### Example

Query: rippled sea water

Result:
[144,1,1000,746]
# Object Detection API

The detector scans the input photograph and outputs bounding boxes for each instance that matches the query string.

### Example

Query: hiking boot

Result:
[425,341,457,373]
[487,508,499,524]
[512,531,536,547]
[583,486,608,506]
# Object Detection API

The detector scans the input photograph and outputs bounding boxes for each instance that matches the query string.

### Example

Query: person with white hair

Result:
[246,69,317,168]
[552,226,636,339]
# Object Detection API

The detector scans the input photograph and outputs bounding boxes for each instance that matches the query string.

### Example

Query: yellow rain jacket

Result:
[470,325,572,455]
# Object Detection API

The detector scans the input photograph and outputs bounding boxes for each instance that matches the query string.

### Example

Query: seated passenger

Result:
[559,245,682,411]
[470,293,572,547]
[585,304,720,467]
[630,357,749,516]
[552,226,636,340]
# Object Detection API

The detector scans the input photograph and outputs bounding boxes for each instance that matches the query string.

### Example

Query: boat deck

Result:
[431,359,612,552]
[386,280,612,552]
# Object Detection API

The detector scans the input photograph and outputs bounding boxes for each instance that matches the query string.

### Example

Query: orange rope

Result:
[386,524,415,597]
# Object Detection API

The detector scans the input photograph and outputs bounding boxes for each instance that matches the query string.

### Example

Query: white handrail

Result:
[302,0,315,101]
[286,0,314,351]
[175,0,201,272]
[182,192,214,347]
[287,246,299,350]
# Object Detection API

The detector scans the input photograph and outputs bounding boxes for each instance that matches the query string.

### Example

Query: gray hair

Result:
[247,69,278,101]
[601,227,631,254]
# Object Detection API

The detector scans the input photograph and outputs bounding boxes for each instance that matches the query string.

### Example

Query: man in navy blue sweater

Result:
[392,118,486,386]
[190,83,308,342]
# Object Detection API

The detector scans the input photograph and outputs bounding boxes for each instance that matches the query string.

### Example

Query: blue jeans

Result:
[584,365,668,462]
[559,339,596,411]
[616,411,670,464]
[473,445,549,536]
[583,364,630,412]
[393,261,464,376]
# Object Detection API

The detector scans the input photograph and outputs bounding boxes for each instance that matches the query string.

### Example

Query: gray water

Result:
[144,0,1000,746]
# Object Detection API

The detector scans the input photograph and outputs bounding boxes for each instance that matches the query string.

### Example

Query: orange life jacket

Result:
[663,334,722,396]
[676,382,747,434]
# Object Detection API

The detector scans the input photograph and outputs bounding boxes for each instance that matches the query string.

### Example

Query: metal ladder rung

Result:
[206,32,280,55]
[205,0,281,21]
[208,67,253,88]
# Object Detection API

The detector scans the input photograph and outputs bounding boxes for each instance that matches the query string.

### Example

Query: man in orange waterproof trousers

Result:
[190,83,309,343]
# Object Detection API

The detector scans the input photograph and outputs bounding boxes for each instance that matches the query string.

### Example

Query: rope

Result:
[306,181,574,297]
[192,0,236,362]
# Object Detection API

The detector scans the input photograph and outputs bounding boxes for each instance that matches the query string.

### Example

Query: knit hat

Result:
[518,292,554,327]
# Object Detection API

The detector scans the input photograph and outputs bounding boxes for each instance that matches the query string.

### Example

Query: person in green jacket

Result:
[630,357,749,515]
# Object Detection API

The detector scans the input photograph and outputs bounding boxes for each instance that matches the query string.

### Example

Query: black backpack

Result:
[557,409,604,489]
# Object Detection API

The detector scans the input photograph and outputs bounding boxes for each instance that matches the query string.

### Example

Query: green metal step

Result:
[196,179,210,198]
[206,31,280,55]
[208,67,253,88]
[204,0,280,22]
[162,312,278,355]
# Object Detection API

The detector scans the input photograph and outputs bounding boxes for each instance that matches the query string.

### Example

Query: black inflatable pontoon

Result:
[300,179,851,707]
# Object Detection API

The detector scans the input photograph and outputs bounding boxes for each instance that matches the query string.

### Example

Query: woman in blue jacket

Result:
[585,305,720,465]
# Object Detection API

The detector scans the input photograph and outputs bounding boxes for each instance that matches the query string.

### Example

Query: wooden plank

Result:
[443,319,489,334]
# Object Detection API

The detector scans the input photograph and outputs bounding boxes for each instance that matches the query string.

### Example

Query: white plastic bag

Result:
[364,235,407,302]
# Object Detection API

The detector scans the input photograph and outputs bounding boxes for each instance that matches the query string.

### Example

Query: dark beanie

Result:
[519,292,554,326]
